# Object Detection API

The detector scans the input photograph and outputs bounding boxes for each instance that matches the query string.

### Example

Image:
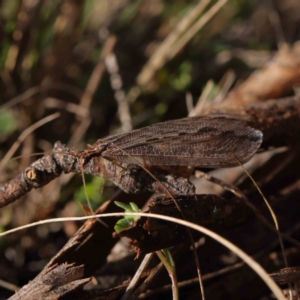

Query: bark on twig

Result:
[9,263,90,300]
[1,95,300,209]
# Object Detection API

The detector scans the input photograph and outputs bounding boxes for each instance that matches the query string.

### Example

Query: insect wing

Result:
[98,116,263,168]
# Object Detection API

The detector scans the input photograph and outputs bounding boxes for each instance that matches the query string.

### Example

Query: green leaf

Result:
[114,218,135,233]
[129,202,140,213]
[114,201,133,211]
[114,201,140,214]
[114,201,140,232]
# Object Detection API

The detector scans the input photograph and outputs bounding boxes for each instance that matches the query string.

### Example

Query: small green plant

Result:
[114,201,140,233]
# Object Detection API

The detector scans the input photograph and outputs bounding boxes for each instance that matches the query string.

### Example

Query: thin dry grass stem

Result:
[47,82,83,98]
[0,112,60,170]
[140,261,245,298]
[0,86,42,111]
[0,83,82,112]
[235,163,279,232]
[78,35,117,109]
[279,178,300,197]
[111,143,206,300]
[267,0,287,49]
[194,170,300,248]
[233,148,288,188]
[0,212,286,300]
[20,133,34,176]
[189,80,214,116]
[4,0,41,76]
[69,119,92,147]
[168,0,229,61]
[259,147,299,186]
[69,35,117,146]
[195,170,245,198]
[44,98,90,118]
[155,250,179,300]
[137,0,211,87]
[121,253,154,300]
[131,259,165,300]
[0,278,19,292]
[105,53,132,132]
[213,70,236,104]
[127,86,141,105]
[185,92,194,114]
[7,153,48,163]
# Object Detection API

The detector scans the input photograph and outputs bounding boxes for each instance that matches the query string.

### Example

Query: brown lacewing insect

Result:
[89,114,263,168]
[0,114,263,207]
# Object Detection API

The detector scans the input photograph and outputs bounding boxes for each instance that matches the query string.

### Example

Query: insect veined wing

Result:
[97,115,263,168]
[96,115,216,147]
[97,116,222,148]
